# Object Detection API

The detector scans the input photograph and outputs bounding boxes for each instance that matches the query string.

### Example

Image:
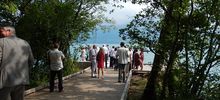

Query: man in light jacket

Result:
[116,42,128,83]
[0,26,34,100]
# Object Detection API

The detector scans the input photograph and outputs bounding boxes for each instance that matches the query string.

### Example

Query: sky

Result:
[85,1,146,44]
[85,1,154,63]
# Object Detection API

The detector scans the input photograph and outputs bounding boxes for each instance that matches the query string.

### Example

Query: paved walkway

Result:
[25,64,152,100]
[25,68,125,100]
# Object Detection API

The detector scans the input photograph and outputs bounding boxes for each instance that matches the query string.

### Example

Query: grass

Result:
[127,73,148,100]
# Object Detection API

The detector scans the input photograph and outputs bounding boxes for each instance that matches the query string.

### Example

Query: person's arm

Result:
[0,46,2,68]
[28,44,34,68]
[61,51,65,60]
[116,49,119,58]
[0,39,3,69]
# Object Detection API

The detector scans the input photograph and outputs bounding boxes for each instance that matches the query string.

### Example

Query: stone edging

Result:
[120,69,133,100]
[24,67,90,95]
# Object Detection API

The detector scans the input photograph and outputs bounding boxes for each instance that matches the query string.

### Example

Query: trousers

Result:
[0,85,25,100]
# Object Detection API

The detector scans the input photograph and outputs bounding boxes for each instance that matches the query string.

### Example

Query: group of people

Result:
[0,25,145,100]
[87,42,145,83]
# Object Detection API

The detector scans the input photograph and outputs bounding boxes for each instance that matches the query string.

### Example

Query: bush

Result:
[28,58,80,89]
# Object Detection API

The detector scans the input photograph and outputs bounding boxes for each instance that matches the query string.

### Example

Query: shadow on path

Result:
[25,68,125,100]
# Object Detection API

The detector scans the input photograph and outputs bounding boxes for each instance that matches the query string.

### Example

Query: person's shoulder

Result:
[58,50,64,54]
[16,37,30,44]
[0,38,5,41]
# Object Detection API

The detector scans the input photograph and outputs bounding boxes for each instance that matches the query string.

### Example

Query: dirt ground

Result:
[127,73,148,100]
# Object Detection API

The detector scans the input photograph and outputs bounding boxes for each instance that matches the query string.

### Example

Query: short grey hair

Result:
[4,26,16,34]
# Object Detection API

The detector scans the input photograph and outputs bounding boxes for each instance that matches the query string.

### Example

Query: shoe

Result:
[59,89,63,92]
[91,76,97,78]
[50,89,54,92]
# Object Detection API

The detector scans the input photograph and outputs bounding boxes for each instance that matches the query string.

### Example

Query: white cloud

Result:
[105,1,146,26]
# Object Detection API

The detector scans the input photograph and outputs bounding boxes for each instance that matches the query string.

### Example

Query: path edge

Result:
[24,67,90,95]
[120,69,133,100]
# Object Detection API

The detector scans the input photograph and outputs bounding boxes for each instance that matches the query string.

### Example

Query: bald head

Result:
[0,26,15,37]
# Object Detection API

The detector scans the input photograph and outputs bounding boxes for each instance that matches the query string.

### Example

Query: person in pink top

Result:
[140,48,144,70]
[133,48,140,70]
[96,47,105,79]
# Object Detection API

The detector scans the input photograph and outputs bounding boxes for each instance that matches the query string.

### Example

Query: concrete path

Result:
[25,68,125,100]
[25,64,153,100]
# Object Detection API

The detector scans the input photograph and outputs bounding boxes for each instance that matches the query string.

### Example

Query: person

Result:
[133,48,140,70]
[109,46,115,68]
[89,45,97,78]
[0,26,34,100]
[96,47,105,79]
[140,48,144,70]
[116,42,128,83]
[113,47,118,71]
[47,42,65,92]
[125,47,132,76]
[80,47,86,61]
[103,44,109,68]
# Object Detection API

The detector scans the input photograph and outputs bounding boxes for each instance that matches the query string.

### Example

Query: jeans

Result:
[50,69,63,92]
[91,60,97,77]
[105,54,108,68]
[0,85,25,100]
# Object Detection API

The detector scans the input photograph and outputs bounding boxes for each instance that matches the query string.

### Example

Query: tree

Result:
[0,0,112,87]
[120,0,220,99]
[1,0,111,64]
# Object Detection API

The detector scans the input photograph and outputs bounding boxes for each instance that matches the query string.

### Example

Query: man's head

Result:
[53,42,60,49]
[0,26,15,37]
[120,42,125,47]
[93,45,96,49]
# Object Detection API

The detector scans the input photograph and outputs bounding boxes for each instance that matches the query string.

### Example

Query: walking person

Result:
[109,46,115,68]
[133,48,140,70]
[116,42,128,83]
[0,26,34,100]
[47,42,65,92]
[103,44,109,68]
[81,47,86,61]
[89,45,97,78]
[96,47,105,79]
[140,48,144,70]
[125,47,132,76]
[113,47,118,71]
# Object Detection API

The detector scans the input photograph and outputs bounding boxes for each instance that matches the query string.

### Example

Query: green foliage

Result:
[29,63,49,88]
[120,0,220,99]
[63,57,80,76]
[29,57,80,89]
[0,0,111,89]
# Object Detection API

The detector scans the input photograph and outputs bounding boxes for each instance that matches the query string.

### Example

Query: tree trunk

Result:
[141,1,175,99]
[141,51,164,100]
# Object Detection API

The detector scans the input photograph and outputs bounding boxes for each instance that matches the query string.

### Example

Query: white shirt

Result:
[103,46,108,54]
[109,48,115,57]
[48,49,65,71]
[116,47,128,64]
